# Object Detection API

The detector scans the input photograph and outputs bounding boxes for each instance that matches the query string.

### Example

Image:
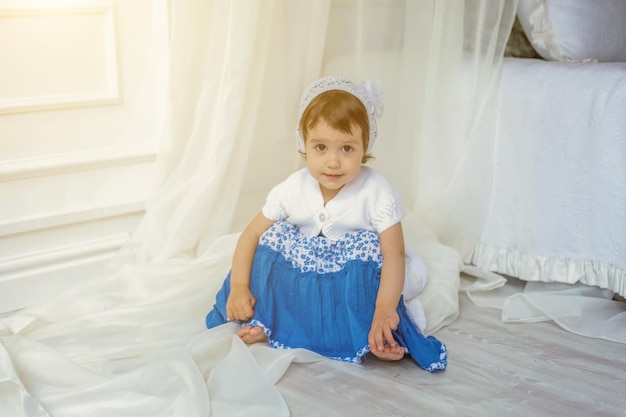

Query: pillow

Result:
[517,0,626,62]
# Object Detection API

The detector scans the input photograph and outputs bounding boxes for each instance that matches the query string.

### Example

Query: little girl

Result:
[206,75,447,372]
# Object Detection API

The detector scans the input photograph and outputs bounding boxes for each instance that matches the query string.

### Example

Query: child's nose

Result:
[326,151,340,167]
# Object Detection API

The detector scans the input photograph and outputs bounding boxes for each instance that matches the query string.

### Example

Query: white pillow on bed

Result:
[517,0,626,62]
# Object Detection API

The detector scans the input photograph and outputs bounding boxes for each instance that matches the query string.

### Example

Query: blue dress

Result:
[206,221,447,372]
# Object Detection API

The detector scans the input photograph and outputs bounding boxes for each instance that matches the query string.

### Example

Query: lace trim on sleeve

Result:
[262,199,287,221]
[371,196,404,233]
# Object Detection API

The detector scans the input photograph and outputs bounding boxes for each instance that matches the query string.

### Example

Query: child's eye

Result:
[342,145,353,152]
[315,144,327,151]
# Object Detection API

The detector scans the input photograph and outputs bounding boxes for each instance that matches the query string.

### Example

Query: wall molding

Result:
[0,232,130,313]
[0,0,120,114]
[0,146,157,182]
[0,200,146,237]
[0,232,129,277]
[331,0,405,7]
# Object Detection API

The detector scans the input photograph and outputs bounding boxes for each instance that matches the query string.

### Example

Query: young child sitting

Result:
[206,75,447,372]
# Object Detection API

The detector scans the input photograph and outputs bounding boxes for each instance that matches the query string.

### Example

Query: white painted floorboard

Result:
[278,292,626,417]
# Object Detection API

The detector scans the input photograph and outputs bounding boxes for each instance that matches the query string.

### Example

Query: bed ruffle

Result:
[470,243,626,298]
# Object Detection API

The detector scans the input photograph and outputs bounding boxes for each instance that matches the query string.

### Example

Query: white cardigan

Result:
[262,166,404,241]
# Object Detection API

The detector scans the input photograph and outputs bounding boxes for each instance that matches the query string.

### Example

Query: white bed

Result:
[470,0,626,298]
[471,57,626,297]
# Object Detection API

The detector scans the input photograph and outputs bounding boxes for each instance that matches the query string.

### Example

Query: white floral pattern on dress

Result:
[245,319,372,363]
[259,221,383,274]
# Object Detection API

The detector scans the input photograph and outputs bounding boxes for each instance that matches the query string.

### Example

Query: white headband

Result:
[295,75,384,154]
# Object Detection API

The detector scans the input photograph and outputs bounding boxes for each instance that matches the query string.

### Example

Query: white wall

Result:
[0,0,168,312]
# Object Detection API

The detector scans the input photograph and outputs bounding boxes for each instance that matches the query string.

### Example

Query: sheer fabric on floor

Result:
[0,1,517,416]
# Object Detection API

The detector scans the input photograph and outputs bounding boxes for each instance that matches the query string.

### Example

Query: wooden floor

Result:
[277,292,626,417]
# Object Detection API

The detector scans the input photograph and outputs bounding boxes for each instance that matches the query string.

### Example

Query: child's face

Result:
[304,118,365,200]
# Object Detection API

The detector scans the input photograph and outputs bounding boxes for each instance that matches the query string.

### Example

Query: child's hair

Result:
[299,90,374,163]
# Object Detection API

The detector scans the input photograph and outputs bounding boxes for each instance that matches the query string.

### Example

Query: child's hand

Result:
[226,286,256,321]
[368,305,401,354]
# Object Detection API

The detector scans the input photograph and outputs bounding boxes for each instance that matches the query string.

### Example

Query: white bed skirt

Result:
[472,58,626,297]
[472,243,626,297]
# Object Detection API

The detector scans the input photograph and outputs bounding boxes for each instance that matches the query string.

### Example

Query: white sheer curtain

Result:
[125,0,331,262]
[321,0,517,331]
[0,1,516,416]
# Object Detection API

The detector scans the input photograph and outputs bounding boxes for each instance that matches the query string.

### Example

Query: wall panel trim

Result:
[0,232,128,277]
[0,231,129,312]
[0,0,120,114]
[0,146,157,182]
[0,200,146,237]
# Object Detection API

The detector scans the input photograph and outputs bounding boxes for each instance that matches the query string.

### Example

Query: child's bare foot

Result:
[370,344,405,361]
[237,326,267,344]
